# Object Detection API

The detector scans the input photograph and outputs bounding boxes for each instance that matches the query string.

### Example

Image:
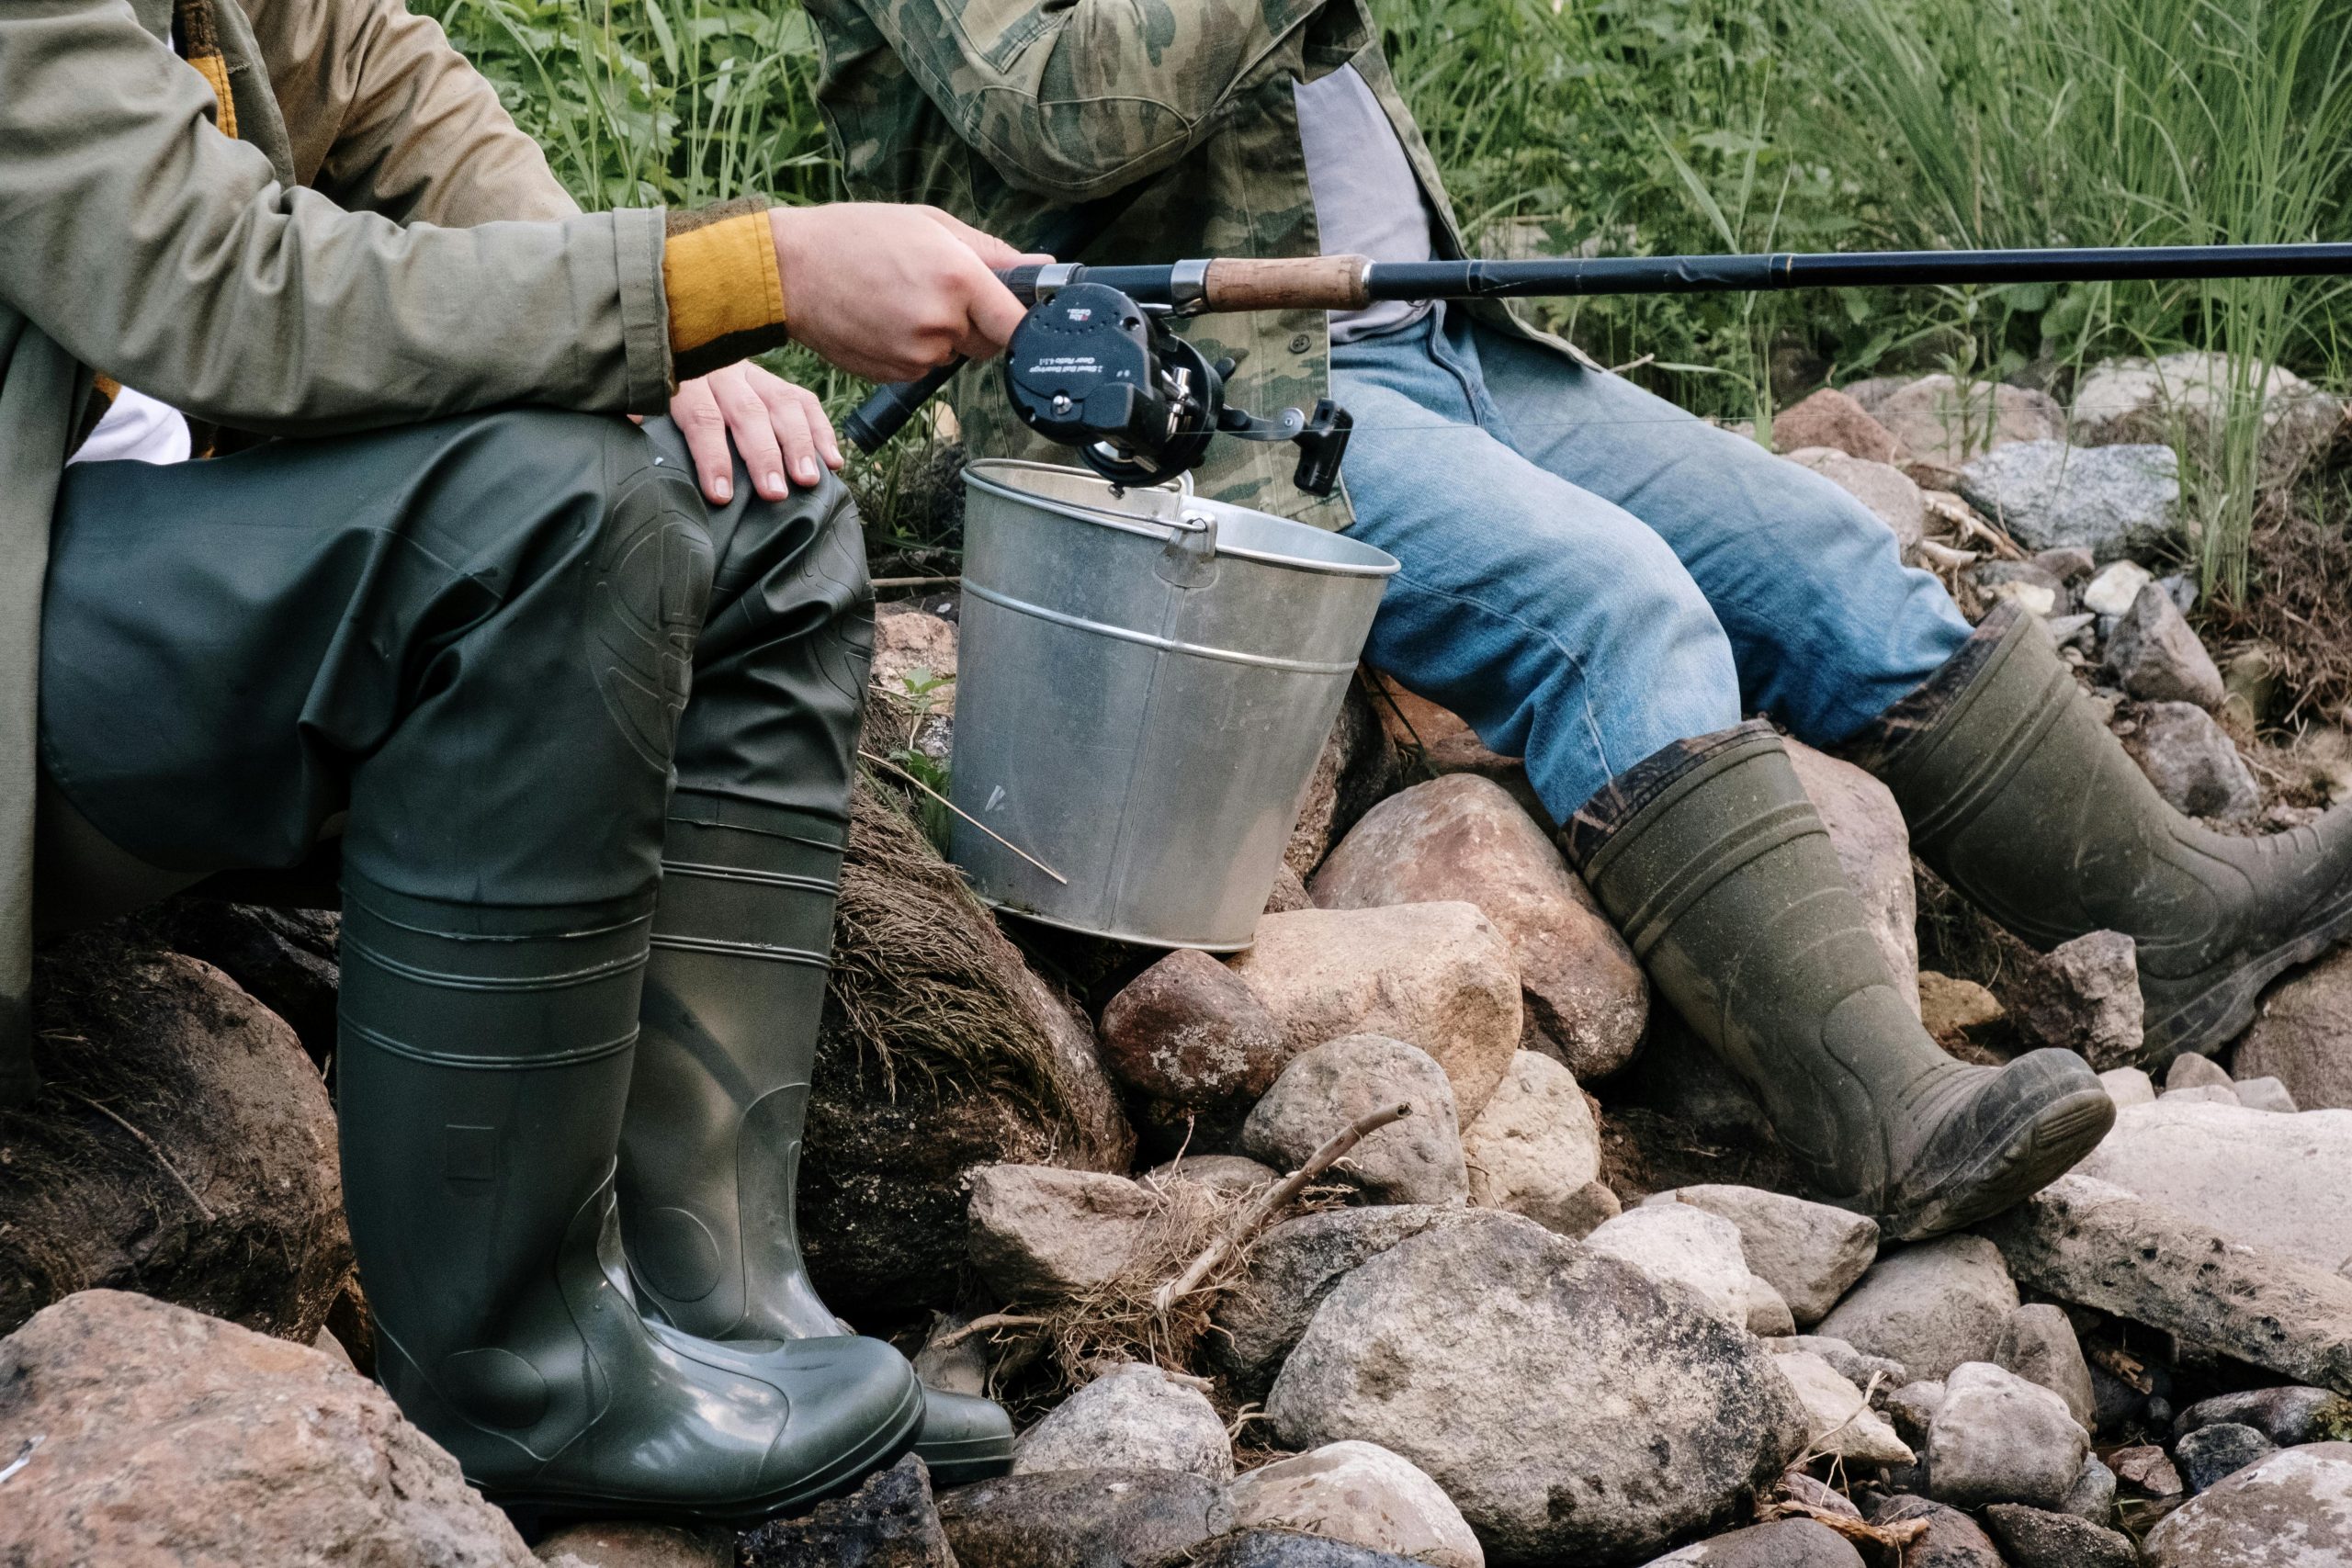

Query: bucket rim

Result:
[963,458,1400,580]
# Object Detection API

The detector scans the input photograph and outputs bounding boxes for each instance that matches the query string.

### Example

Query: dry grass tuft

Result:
[2204,478,2352,729]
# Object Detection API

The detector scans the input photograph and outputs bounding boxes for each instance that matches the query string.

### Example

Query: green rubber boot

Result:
[1853,604,2352,1065]
[337,873,923,1529]
[616,806,1014,1488]
[1566,724,2115,1239]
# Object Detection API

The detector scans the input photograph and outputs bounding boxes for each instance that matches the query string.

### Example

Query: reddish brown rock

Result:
[2237,947,2352,1111]
[1284,683,1399,878]
[1101,950,1289,1152]
[1774,388,1905,464]
[1310,775,1645,1079]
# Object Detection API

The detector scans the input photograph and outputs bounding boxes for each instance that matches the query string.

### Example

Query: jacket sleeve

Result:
[0,0,671,434]
[856,0,1342,201]
[245,0,582,226]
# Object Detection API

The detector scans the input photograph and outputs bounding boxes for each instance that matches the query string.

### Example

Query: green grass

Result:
[420,0,2352,592]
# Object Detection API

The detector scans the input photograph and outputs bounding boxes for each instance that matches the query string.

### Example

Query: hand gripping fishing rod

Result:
[846,242,2352,496]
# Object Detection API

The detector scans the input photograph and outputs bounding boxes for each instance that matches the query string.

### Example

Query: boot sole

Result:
[485,1369,924,1534]
[1878,1086,2117,1243]
[2143,889,2352,1064]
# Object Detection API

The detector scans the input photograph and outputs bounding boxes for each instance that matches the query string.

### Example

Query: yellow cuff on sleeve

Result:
[662,208,787,369]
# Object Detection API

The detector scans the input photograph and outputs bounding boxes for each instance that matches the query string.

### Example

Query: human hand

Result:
[666,362,842,505]
[769,203,1041,383]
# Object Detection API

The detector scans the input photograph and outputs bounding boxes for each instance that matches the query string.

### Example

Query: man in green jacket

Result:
[4,0,1031,1526]
[808,0,2352,1238]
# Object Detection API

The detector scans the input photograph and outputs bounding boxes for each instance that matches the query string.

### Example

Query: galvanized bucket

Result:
[947,460,1399,950]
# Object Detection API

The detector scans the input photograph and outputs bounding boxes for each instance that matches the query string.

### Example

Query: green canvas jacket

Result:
[806,0,1591,525]
[0,0,684,1105]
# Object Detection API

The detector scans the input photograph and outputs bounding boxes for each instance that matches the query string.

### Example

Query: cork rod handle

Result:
[1203,255,1373,312]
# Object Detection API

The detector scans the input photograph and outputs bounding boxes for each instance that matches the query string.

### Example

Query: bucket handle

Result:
[1156,508,1220,588]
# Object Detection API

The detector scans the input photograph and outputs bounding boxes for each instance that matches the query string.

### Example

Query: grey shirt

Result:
[1293,64,1438,343]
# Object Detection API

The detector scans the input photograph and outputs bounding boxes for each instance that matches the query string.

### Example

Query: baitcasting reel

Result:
[1001,276,1351,495]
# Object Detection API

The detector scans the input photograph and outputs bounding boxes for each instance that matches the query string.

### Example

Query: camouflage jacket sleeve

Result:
[852,0,1343,200]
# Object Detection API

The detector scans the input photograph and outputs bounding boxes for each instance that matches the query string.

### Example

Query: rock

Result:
[2165,1053,2233,1092]
[2121,700,2261,824]
[1883,1379,1944,1445]
[2238,948,2352,1111]
[1917,972,2003,1042]
[1147,1154,1281,1194]
[1815,1235,2018,1382]
[935,1470,1218,1568]
[966,1166,1156,1301]
[871,604,960,714]
[1212,1440,1484,1568]
[736,1454,952,1568]
[1208,1206,1511,1398]
[141,897,342,1061]
[2098,1066,2157,1107]
[1786,742,1919,1007]
[2071,351,2345,479]
[805,780,1134,1316]
[1013,1362,1234,1481]
[1286,682,1401,877]
[2237,1076,2301,1114]
[2077,1100,2352,1273]
[2082,558,2155,616]
[1227,905,1522,1121]
[1746,1280,1796,1337]
[1977,1504,2137,1568]
[1267,1213,1808,1565]
[1773,388,1905,465]
[2220,641,2287,729]
[1874,376,2066,469]
[2177,1421,2280,1495]
[2035,546,2096,583]
[537,1520,731,1567]
[2165,1082,2241,1105]
[2,938,350,1341]
[1979,1175,2352,1394]
[1102,949,1289,1152]
[1771,1349,1915,1464]
[2063,1455,2119,1522]
[2006,930,2145,1066]
[1784,448,1927,561]
[1183,1533,1429,1568]
[2142,1442,2352,1565]
[0,1290,534,1566]
[1241,1035,1468,1206]
[1655,1187,1879,1328]
[1459,1051,1604,1233]
[1924,1360,2089,1508]
[1866,1495,2004,1568]
[1310,776,1646,1077]
[1366,677,1532,796]
[2113,1442,2186,1497]
[2106,583,2226,706]
[2177,1385,2352,1448]
[1956,440,2180,563]
[1584,1203,1757,1326]
[1641,1519,1866,1566]
[1772,1336,1908,1399]
[1266,864,1315,914]
[1992,1303,2097,1430]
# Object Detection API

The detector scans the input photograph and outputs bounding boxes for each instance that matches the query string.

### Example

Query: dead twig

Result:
[59,1087,216,1222]
[859,750,1069,886]
[928,1312,1050,1353]
[871,574,963,592]
[1154,1102,1412,1314]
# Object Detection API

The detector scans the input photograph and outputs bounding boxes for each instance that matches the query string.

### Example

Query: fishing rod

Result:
[845,242,2352,495]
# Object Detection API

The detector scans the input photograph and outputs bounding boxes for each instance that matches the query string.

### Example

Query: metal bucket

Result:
[947,460,1398,950]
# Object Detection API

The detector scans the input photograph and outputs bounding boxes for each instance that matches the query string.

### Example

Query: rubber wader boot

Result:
[337,872,923,1528]
[616,807,1014,1487]
[1566,723,2115,1239]
[1855,604,2352,1065]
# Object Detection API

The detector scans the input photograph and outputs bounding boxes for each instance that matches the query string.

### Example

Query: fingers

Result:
[669,376,733,504]
[705,366,786,501]
[923,208,1032,270]
[748,367,839,487]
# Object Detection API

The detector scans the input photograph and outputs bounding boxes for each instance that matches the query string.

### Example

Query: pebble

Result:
[1815,1235,2019,1381]
[1212,1441,1484,1568]
[2007,931,2144,1068]
[1240,1034,1469,1206]
[1012,1362,1234,1482]
[1584,1203,1758,1328]
[2120,700,2261,823]
[935,1471,1217,1568]
[1866,1496,2005,1568]
[2082,558,2155,616]
[1655,1186,1881,1328]
[1770,1349,1915,1464]
[1992,1303,2098,1431]
[2176,1421,2279,1495]
[1976,1503,2137,1568]
[2105,582,2225,706]
[2176,1385,2352,1449]
[964,1166,1154,1301]
[1923,1361,2089,1509]
[1458,1051,1607,1235]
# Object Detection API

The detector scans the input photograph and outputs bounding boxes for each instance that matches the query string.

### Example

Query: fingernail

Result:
[767,471,788,495]
[795,460,820,484]
[712,476,730,502]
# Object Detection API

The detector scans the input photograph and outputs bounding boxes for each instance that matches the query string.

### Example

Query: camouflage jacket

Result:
[806,0,1585,525]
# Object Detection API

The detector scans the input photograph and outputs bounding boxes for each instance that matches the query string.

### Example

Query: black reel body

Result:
[1002,280,1351,496]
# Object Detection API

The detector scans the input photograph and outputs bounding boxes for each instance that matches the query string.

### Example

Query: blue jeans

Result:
[1332,307,1972,817]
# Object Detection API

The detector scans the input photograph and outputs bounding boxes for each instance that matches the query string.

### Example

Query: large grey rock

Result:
[1659,1187,1879,1328]
[1924,1360,2089,1508]
[1770,1348,1914,1464]
[1783,448,1927,562]
[1013,1361,1234,1481]
[2177,1421,2280,1495]
[935,1470,1217,1568]
[0,1290,536,1566]
[2177,1385,2352,1449]
[1786,742,1919,1008]
[1241,1035,1469,1206]
[736,1454,952,1568]
[2076,1100,2352,1273]
[1980,1174,2352,1393]
[2120,700,2261,823]
[1957,440,2181,562]
[1815,1235,2018,1381]
[1212,1441,1484,1568]
[1459,1051,1605,1235]
[2106,582,2226,706]
[2008,931,2145,1067]
[1640,1519,1865,1566]
[1186,1534,1428,1568]
[1993,1303,2097,1431]
[1310,775,1646,1078]
[1227,905,1523,1121]
[1865,1496,2003,1568]
[2239,947,2352,1111]
[966,1166,1155,1301]
[2143,1442,2352,1565]
[1101,949,1289,1151]
[1267,1214,1808,1564]
[1875,375,2066,469]
[2071,351,2345,479]
[1977,1503,2136,1568]
[1584,1203,1757,1326]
